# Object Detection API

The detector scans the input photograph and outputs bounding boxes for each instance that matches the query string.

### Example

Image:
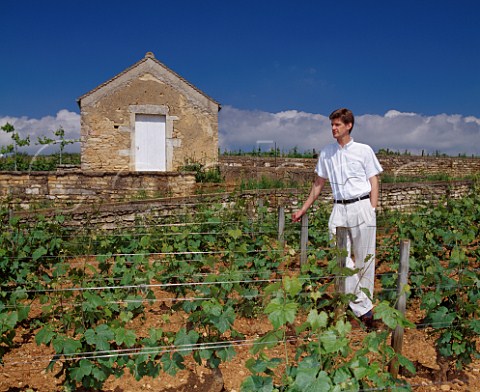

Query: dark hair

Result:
[329,108,354,133]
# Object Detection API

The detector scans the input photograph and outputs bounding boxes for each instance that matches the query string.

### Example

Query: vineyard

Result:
[0,187,479,392]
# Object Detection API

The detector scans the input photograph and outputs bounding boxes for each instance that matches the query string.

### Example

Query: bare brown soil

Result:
[1,285,479,392]
[2,240,480,392]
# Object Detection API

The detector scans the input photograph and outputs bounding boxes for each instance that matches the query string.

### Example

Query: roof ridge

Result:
[77,52,220,108]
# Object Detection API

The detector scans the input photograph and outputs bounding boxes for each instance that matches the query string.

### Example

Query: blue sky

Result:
[1,0,479,155]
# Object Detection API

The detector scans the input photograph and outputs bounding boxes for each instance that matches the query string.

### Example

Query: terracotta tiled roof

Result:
[76,52,220,108]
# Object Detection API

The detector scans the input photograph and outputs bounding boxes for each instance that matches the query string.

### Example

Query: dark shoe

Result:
[360,309,382,332]
[348,310,372,330]
[349,316,361,329]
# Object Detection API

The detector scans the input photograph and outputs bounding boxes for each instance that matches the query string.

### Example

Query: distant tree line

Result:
[377,148,477,158]
[0,123,80,171]
[221,146,318,158]
[223,146,478,159]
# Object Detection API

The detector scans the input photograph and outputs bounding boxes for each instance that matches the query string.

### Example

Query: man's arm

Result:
[369,175,379,208]
[292,176,326,222]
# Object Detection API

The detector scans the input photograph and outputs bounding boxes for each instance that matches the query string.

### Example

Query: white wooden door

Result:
[134,114,166,171]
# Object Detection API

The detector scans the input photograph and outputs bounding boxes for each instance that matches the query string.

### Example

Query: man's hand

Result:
[291,177,325,223]
[292,210,303,223]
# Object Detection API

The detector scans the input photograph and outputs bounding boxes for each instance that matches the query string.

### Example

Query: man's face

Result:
[331,119,352,140]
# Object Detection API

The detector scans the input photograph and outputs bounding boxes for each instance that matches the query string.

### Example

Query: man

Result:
[292,108,383,328]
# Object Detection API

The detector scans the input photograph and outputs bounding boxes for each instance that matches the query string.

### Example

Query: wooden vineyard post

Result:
[389,239,411,378]
[257,198,264,222]
[300,214,308,266]
[335,227,348,294]
[334,227,348,320]
[278,206,285,251]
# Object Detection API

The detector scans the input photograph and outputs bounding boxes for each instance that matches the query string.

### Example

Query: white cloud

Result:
[219,106,331,154]
[0,110,81,155]
[465,116,480,126]
[1,107,479,158]
[219,106,480,156]
[384,110,416,118]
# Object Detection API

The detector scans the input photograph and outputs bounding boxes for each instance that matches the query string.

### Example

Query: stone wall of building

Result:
[79,54,219,172]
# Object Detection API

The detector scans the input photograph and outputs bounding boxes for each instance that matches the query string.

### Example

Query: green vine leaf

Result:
[114,327,137,347]
[241,375,274,392]
[306,309,328,330]
[35,325,55,345]
[427,306,457,328]
[32,246,47,261]
[251,330,283,355]
[174,328,199,355]
[62,337,82,354]
[227,228,242,240]
[216,344,236,362]
[283,276,302,296]
[161,352,185,376]
[70,359,94,382]
[84,324,114,351]
[265,297,298,329]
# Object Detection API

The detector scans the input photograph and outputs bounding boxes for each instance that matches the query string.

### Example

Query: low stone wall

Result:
[11,180,475,230]
[219,157,315,186]
[260,180,473,214]
[220,165,316,187]
[378,156,480,177]
[2,154,478,221]
[0,170,196,209]
[219,156,480,185]
[378,180,472,211]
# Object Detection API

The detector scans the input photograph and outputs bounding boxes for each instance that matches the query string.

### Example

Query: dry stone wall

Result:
[219,156,480,185]
[378,181,472,211]
[10,181,475,231]
[0,170,196,210]
[1,155,478,224]
[377,156,480,177]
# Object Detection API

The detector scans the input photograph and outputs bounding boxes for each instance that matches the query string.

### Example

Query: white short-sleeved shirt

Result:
[315,139,383,200]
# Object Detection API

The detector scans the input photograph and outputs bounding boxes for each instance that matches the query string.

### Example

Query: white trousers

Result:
[328,198,377,317]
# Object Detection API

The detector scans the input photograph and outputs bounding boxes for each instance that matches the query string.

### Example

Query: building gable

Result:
[77,52,220,113]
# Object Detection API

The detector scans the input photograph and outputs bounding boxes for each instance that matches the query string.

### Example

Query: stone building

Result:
[77,52,220,172]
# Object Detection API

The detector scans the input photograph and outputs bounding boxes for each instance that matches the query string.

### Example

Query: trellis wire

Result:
[0,331,470,392]
[2,202,478,390]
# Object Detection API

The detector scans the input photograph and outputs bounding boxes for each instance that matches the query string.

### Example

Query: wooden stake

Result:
[335,227,348,294]
[300,214,308,266]
[389,239,411,378]
[278,206,285,250]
